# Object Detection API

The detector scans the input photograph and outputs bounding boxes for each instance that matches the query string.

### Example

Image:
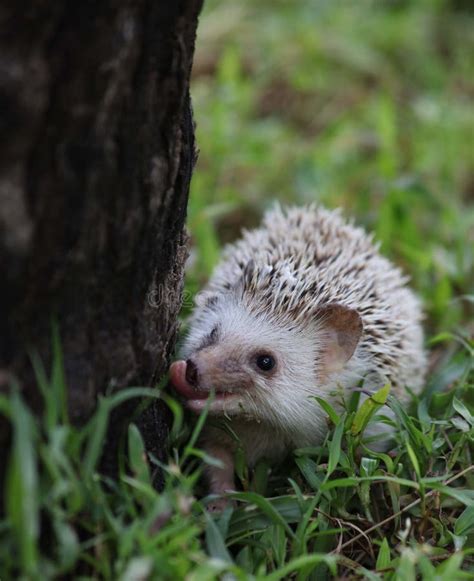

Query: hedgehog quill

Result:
[170,205,426,507]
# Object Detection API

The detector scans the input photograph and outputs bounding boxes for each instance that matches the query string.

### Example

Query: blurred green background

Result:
[187,0,473,335]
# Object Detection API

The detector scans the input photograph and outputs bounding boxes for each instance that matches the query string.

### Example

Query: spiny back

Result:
[207,204,425,392]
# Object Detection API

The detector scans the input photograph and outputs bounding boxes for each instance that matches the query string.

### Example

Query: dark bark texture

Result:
[0,0,202,484]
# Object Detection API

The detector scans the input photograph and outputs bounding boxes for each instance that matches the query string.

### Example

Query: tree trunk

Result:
[0,0,202,485]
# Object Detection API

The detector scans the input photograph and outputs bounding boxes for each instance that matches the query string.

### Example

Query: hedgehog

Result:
[170,204,426,503]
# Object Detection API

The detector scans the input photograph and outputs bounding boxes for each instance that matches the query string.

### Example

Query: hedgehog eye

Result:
[210,326,218,342]
[255,353,276,372]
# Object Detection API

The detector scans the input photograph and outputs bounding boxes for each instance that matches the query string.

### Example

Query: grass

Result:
[1,332,473,578]
[1,0,474,579]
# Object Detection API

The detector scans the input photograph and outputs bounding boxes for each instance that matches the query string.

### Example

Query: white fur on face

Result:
[180,296,351,445]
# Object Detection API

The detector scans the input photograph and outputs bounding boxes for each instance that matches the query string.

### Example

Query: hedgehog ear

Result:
[317,304,363,375]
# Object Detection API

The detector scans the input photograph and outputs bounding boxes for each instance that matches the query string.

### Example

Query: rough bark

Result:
[0,0,202,485]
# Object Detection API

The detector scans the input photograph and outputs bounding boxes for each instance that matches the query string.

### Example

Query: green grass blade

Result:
[455,506,474,536]
[265,554,337,580]
[375,537,391,571]
[6,389,39,574]
[204,510,234,564]
[230,493,297,540]
[351,384,390,436]
[327,416,345,477]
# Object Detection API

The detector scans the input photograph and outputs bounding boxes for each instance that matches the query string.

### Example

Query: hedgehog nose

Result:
[185,359,198,386]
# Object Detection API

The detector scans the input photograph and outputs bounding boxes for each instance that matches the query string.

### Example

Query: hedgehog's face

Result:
[169,294,362,429]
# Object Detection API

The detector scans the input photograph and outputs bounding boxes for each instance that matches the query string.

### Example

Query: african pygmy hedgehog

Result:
[170,204,426,501]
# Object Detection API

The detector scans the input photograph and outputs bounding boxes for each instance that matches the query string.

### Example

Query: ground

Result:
[1,0,473,579]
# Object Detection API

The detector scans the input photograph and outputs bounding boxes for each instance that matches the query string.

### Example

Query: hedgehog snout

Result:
[186,345,254,393]
[185,359,199,386]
